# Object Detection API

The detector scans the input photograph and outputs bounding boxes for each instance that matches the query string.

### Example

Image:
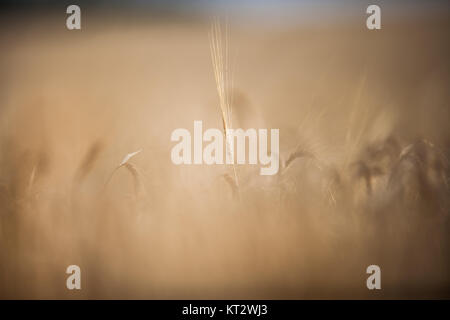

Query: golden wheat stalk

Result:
[345,70,368,167]
[209,18,239,191]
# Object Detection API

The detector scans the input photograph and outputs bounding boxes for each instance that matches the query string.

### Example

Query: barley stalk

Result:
[209,18,240,194]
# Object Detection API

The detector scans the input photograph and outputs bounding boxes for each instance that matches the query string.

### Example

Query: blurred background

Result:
[0,0,449,299]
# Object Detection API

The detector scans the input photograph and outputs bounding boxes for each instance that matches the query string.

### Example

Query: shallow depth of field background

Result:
[0,1,449,298]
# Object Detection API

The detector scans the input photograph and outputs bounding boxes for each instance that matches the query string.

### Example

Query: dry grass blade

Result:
[27,165,37,196]
[123,162,145,198]
[74,141,103,185]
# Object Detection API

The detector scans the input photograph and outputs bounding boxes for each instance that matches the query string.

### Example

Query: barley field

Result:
[0,3,449,299]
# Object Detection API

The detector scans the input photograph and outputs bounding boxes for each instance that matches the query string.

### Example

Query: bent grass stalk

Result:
[104,149,144,197]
